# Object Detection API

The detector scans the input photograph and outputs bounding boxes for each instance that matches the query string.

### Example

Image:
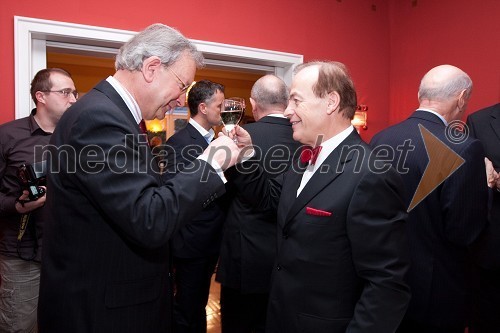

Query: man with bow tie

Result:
[228,61,410,333]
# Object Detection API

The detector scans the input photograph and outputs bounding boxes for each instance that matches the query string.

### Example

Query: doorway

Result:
[14,16,303,120]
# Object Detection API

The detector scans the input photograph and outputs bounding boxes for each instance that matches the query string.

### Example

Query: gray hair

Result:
[115,23,204,71]
[418,69,473,102]
[250,74,289,110]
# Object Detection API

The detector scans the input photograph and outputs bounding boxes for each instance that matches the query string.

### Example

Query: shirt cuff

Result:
[197,155,227,184]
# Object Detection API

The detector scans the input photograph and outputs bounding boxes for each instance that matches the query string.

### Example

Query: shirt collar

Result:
[106,76,142,124]
[307,125,355,170]
[189,118,215,142]
[265,113,287,118]
[416,108,448,125]
[28,108,50,135]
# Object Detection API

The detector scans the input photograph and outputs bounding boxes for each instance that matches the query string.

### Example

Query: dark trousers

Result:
[397,319,465,333]
[220,286,268,333]
[172,255,218,333]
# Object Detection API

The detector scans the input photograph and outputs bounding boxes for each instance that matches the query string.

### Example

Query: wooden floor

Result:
[206,275,222,333]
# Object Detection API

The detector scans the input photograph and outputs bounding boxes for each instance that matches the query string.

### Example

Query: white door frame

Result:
[14,16,303,119]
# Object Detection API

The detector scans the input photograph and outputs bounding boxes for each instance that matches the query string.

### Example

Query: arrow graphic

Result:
[408,124,465,212]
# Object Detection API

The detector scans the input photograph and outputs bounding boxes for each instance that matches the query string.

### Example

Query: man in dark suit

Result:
[38,24,246,333]
[229,61,411,333]
[164,80,226,333]
[467,103,500,333]
[370,65,489,333]
[216,74,300,333]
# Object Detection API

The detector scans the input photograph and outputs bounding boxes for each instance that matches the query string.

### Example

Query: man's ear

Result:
[35,91,46,105]
[142,56,163,83]
[199,102,207,115]
[326,91,340,115]
[457,89,468,111]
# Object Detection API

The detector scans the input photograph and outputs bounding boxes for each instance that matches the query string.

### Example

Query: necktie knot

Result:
[138,120,147,134]
[300,145,322,166]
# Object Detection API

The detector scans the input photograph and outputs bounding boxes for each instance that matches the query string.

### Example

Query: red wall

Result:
[389,0,500,125]
[1,0,498,140]
[0,0,389,140]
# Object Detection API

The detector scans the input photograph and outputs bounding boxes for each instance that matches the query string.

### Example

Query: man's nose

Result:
[284,105,294,119]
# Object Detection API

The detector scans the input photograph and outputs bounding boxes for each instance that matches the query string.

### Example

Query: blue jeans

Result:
[0,254,40,333]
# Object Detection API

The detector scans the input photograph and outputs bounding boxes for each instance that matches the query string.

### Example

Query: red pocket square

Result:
[306,207,332,217]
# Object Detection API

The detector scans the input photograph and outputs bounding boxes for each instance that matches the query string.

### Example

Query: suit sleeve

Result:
[440,139,488,246]
[346,167,411,332]
[226,162,283,213]
[55,111,225,249]
[161,133,204,182]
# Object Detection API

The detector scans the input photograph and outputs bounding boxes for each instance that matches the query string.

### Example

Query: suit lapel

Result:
[93,80,160,176]
[283,130,362,225]
[93,80,139,133]
[279,157,307,222]
[186,123,209,149]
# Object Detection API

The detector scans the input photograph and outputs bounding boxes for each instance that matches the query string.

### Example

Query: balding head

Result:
[418,65,472,103]
[418,65,472,121]
[250,75,289,121]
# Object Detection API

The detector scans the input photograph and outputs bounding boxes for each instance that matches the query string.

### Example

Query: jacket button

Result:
[282,233,288,239]
[276,264,281,271]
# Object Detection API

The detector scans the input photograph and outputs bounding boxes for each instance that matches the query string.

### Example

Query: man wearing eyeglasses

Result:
[0,67,77,332]
[38,24,247,333]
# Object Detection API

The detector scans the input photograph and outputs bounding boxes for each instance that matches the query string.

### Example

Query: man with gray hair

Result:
[38,23,246,332]
[217,75,300,333]
[371,64,489,333]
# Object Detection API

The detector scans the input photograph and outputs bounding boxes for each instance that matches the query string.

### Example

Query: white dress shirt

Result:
[189,118,215,144]
[297,125,355,197]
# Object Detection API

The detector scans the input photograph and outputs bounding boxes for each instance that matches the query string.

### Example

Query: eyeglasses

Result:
[43,88,79,99]
[167,68,190,93]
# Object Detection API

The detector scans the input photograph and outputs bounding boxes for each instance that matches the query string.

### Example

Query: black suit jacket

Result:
[231,129,410,333]
[371,110,489,328]
[163,123,226,258]
[38,80,226,333]
[216,116,300,293]
[467,103,500,270]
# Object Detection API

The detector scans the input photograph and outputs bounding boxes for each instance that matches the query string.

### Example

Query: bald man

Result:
[216,75,300,333]
[371,65,489,333]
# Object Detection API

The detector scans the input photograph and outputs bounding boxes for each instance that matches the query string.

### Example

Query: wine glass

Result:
[221,99,244,142]
[228,97,246,113]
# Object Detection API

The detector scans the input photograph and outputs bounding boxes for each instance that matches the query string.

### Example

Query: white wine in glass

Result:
[221,99,244,133]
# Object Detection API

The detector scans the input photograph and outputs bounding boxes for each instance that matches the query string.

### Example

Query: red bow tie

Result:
[300,146,322,166]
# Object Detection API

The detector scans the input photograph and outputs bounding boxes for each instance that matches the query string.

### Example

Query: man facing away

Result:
[370,64,489,333]
[0,68,77,332]
[163,80,227,333]
[38,24,246,333]
[229,61,411,333]
[216,74,300,333]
